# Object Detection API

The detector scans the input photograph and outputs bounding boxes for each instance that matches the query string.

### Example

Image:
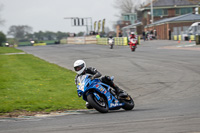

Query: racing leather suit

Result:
[129,34,136,40]
[75,67,121,95]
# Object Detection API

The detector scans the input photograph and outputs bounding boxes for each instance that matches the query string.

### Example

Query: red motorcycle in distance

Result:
[129,38,137,52]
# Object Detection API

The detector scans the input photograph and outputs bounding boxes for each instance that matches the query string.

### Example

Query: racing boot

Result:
[113,84,128,99]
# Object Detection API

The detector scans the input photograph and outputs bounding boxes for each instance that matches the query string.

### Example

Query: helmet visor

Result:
[74,63,84,71]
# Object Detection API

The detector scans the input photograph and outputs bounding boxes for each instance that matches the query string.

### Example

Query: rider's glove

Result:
[90,76,95,80]
[78,93,82,97]
[77,90,82,97]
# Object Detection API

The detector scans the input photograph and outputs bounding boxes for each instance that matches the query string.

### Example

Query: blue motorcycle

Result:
[76,74,134,113]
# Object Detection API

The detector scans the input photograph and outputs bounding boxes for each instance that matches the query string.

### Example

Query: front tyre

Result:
[87,93,108,113]
[122,95,135,110]
[131,46,136,52]
[110,44,113,49]
[111,44,114,49]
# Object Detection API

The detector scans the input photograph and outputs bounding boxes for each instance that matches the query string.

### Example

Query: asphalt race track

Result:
[1,40,200,133]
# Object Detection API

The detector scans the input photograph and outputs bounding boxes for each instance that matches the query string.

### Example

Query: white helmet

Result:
[74,60,86,74]
[131,32,135,35]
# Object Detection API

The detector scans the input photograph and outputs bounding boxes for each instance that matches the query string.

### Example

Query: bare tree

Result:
[7,25,33,40]
[0,4,5,25]
[114,0,134,13]
[0,31,6,46]
[113,0,148,13]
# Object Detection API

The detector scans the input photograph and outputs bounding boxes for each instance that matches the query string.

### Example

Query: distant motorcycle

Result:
[129,38,137,52]
[108,38,114,49]
[76,74,135,113]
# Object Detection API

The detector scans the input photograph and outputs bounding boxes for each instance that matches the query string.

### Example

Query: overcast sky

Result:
[0,0,121,34]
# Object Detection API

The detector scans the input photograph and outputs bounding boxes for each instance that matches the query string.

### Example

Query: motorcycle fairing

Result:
[77,74,125,109]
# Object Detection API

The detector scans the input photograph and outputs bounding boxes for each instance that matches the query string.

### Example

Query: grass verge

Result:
[0,47,85,116]
[0,47,24,54]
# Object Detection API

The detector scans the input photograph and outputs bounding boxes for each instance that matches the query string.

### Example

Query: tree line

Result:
[7,25,85,41]
[0,25,85,46]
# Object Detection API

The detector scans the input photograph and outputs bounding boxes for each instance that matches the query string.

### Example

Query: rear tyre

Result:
[87,93,108,113]
[122,95,135,110]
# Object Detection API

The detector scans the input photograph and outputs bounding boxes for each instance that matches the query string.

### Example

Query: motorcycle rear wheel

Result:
[87,93,109,113]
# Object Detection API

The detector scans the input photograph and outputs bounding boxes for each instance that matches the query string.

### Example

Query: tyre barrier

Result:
[97,37,129,46]
[114,37,128,46]
[33,43,46,46]
[173,35,195,41]
[97,38,108,45]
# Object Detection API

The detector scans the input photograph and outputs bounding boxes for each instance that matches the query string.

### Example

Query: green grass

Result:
[18,41,31,45]
[43,40,56,44]
[0,47,85,115]
[0,47,23,54]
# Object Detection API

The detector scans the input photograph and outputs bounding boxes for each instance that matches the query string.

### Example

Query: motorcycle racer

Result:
[128,32,138,51]
[108,35,114,49]
[74,60,124,98]
[129,32,137,40]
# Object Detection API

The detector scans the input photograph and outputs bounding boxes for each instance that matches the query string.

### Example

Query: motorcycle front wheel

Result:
[110,44,113,49]
[121,95,135,110]
[87,93,108,113]
[131,46,136,52]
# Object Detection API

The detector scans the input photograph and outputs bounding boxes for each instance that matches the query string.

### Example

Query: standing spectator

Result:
[150,30,153,40]
[146,31,149,41]
[168,29,171,40]
[154,30,157,39]
[96,33,100,38]
[119,32,123,37]
[142,31,146,41]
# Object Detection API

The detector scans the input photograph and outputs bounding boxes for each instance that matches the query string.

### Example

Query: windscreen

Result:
[77,75,87,85]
